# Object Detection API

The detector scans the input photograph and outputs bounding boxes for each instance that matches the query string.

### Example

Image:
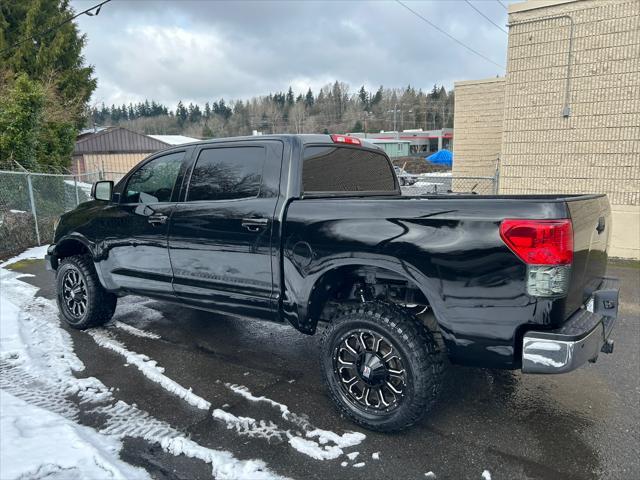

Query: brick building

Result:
[452,78,505,178]
[453,0,639,259]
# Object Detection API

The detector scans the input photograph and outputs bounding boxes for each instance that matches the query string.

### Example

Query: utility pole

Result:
[394,103,399,140]
[393,103,397,138]
[363,112,368,138]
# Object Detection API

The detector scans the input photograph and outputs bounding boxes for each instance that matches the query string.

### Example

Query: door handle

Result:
[241,218,268,232]
[148,214,168,226]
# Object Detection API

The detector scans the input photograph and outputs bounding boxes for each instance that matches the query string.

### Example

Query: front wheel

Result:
[56,254,117,329]
[320,302,444,432]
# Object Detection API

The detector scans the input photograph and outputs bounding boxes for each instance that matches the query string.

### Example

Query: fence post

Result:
[74,175,80,206]
[494,156,501,195]
[26,174,41,246]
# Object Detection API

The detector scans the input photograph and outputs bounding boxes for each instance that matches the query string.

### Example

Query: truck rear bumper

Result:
[522,278,618,374]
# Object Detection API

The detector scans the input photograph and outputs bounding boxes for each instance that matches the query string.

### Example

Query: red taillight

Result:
[500,219,573,265]
[330,134,361,146]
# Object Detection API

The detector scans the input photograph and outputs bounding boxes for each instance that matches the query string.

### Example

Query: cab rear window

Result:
[302,146,396,194]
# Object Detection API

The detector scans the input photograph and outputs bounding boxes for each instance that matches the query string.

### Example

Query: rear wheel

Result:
[320,301,443,432]
[56,254,117,329]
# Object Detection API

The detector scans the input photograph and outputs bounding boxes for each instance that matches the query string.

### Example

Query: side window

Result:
[123,152,184,204]
[188,146,265,201]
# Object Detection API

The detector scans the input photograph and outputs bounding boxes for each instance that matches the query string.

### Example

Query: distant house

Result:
[361,138,411,158]
[72,127,198,176]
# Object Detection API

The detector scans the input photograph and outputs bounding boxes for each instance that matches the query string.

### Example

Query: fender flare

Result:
[52,233,96,259]
[287,255,444,334]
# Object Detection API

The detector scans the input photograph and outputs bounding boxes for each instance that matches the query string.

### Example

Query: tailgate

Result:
[565,195,611,317]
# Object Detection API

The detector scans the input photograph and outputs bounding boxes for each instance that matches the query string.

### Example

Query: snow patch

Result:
[88,329,210,410]
[1,244,48,267]
[353,462,365,468]
[109,320,161,339]
[346,451,360,460]
[425,472,437,478]
[96,401,284,480]
[212,409,284,441]
[307,429,365,448]
[288,436,343,460]
[1,252,284,480]
[0,391,149,480]
[224,383,366,461]
[372,452,380,460]
[482,470,492,480]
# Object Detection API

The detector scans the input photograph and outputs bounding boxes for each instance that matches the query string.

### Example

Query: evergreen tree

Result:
[188,103,202,122]
[0,74,45,169]
[175,101,188,125]
[371,86,383,106]
[286,86,294,106]
[358,85,369,109]
[1,0,97,128]
[0,73,75,170]
[304,88,314,108]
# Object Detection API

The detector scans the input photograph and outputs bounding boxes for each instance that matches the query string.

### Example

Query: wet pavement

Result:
[9,259,640,480]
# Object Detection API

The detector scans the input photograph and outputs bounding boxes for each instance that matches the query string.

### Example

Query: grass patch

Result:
[609,258,640,270]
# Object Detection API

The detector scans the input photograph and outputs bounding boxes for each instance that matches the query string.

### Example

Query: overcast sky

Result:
[72,0,514,108]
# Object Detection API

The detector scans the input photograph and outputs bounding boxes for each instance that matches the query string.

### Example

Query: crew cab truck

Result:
[47,134,619,432]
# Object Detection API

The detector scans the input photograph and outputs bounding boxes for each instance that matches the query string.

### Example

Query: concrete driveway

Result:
[6,258,639,480]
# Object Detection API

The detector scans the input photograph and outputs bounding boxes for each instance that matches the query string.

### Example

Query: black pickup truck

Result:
[47,134,619,431]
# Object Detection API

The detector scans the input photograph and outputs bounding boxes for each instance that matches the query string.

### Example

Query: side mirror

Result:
[92,181,114,201]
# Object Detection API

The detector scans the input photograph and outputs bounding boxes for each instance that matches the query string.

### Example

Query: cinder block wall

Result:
[452,78,506,178]
[499,0,639,259]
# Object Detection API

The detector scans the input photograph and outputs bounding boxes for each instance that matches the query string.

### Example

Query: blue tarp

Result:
[426,149,453,167]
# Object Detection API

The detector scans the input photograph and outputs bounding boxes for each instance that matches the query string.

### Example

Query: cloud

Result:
[72,0,510,107]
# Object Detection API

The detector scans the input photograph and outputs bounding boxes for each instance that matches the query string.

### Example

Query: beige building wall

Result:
[454,0,639,259]
[452,78,506,178]
[82,153,150,176]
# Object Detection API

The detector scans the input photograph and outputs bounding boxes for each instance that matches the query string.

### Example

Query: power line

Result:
[464,0,508,34]
[0,0,111,57]
[496,0,509,10]
[395,0,504,69]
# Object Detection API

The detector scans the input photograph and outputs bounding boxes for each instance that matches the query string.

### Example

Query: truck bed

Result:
[283,192,610,368]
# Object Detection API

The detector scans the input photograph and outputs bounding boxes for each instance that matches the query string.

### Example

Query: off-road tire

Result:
[320,301,444,432]
[56,254,117,329]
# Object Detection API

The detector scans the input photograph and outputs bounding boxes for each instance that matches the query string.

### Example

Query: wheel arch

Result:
[51,234,107,288]
[55,236,92,259]
[301,259,443,333]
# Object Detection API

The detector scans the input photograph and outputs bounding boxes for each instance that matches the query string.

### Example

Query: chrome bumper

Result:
[522,279,618,374]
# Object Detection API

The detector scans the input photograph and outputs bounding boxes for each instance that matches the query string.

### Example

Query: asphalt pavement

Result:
[8,258,640,480]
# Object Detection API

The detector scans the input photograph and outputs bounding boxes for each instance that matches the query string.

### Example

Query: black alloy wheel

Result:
[320,301,443,432]
[61,268,88,321]
[333,329,407,414]
[56,254,117,329]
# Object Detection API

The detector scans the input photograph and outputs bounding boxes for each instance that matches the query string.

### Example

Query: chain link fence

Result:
[400,171,499,196]
[0,164,126,259]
